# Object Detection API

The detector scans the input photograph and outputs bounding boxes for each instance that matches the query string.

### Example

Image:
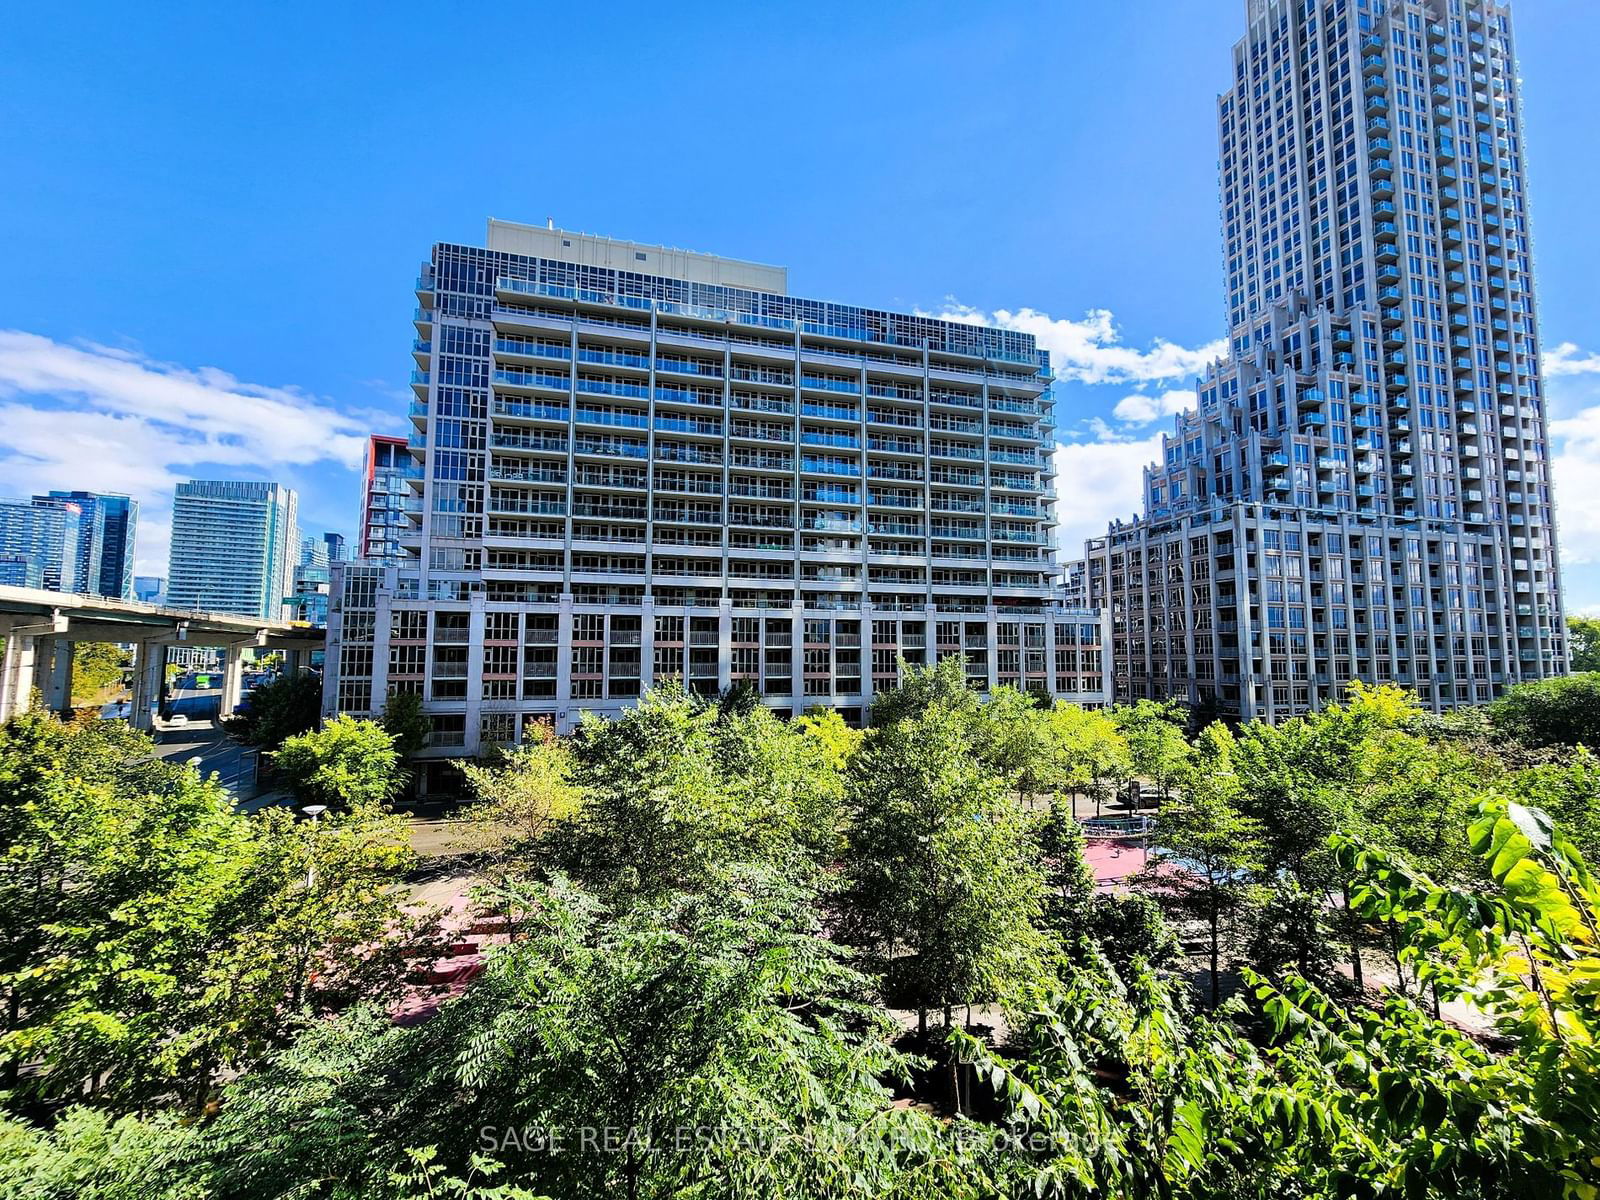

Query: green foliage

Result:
[1088,892,1181,977]
[0,1106,199,1200]
[841,703,1047,1019]
[380,688,433,759]
[1148,722,1265,1008]
[1241,798,1600,1197]
[1033,795,1098,938]
[1503,746,1600,863]
[1570,615,1600,673]
[194,866,974,1200]
[456,731,582,886]
[1044,702,1131,807]
[69,643,129,705]
[1491,672,1600,750]
[12,676,1600,1199]
[273,714,404,809]
[223,669,322,748]
[793,707,862,772]
[1114,698,1193,800]
[868,654,978,728]
[0,709,423,1113]
[544,682,839,909]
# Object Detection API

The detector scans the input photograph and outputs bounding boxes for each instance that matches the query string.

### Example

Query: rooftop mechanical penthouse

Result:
[324,221,1108,772]
[1087,0,1564,721]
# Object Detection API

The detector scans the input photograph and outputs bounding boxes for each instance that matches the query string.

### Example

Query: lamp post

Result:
[301,804,327,888]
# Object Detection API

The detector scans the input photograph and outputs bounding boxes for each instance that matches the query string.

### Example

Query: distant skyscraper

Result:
[134,575,165,605]
[300,534,330,570]
[43,491,138,599]
[0,496,85,592]
[359,434,410,565]
[0,556,43,589]
[167,481,299,619]
[1088,0,1562,720]
[291,532,340,624]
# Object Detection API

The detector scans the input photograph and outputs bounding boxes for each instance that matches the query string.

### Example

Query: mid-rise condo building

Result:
[1087,0,1563,720]
[324,221,1108,772]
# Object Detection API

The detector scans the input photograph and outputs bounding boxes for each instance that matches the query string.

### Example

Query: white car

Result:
[167,714,189,727]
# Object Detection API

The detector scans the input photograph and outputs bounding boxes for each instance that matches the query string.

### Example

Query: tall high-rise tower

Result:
[1088,0,1563,720]
[167,481,299,620]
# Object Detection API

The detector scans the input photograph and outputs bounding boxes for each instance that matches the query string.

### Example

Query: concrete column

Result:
[716,601,732,693]
[464,592,487,755]
[130,638,170,733]
[282,646,304,677]
[639,598,655,692]
[986,607,1000,695]
[30,636,56,701]
[859,603,874,709]
[790,601,805,708]
[44,640,73,714]
[220,643,246,718]
[0,624,33,722]
[555,596,574,706]
[369,589,394,714]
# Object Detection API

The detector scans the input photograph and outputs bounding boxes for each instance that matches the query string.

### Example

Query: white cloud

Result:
[0,331,370,575]
[928,303,1225,386]
[1553,407,1600,565]
[1551,404,1600,565]
[1050,433,1161,560]
[1544,342,1600,378]
[1111,387,1196,426]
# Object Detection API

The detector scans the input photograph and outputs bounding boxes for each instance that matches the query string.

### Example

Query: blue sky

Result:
[3,1,1599,606]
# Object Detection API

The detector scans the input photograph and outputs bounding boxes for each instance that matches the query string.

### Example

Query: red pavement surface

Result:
[1084,839,1148,885]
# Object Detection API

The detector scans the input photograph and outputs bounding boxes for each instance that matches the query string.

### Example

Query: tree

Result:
[840,705,1046,1041]
[868,654,978,728]
[1242,799,1600,1197]
[272,714,404,810]
[191,867,984,1200]
[1490,672,1600,750]
[1032,795,1098,940]
[1569,614,1600,672]
[1145,722,1264,1008]
[0,709,424,1114]
[544,683,843,909]
[1045,702,1131,818]
[456,729,583,887]
[794,707,862,773]
[379,688,432,759]
[69,643,130,707]
[0,1106,197,1200]
[1114,698,1192,807]
[1504,746,1600,862]
[222,669,321,748]
[975,685,1054,806]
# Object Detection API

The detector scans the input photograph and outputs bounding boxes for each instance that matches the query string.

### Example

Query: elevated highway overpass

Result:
[0,585,324,731]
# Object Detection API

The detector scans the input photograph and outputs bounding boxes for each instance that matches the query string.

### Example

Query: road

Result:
[150,716,277,807]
